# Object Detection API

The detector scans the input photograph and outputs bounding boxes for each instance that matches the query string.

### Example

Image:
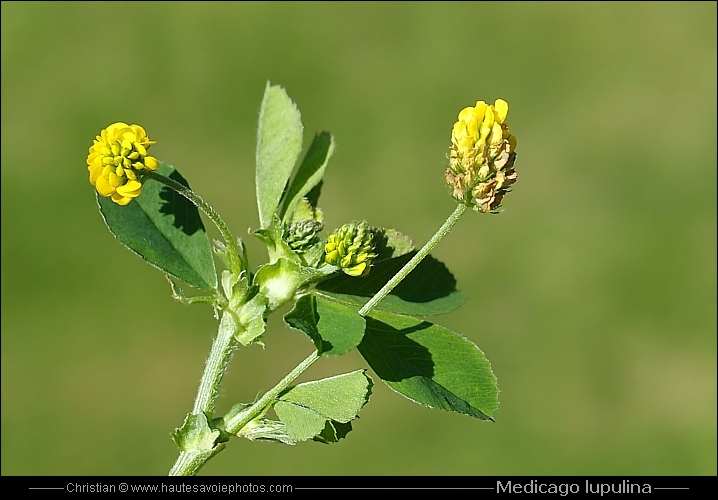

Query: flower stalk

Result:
[222,350,320,435]
[143,170,244,277]
[358,203,466,317]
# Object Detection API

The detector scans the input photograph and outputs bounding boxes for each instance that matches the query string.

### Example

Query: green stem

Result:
[168,310,238,476]
[358,203,467,317]
[169,349,319,476]
[192,311,239,415]
[223,350,320,434]
[169,445,225,477]
[144,170,243,276]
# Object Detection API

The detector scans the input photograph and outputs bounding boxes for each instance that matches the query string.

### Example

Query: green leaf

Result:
[316,252,464,316]
[274,370,372,442]
[280,131,334,223]
[358,309,499,420]
[97,162,218,292]
[290,197,323,223]
[256,82,304,229]
[171,412,222,452]
[273,402,327,442]
[313,420,353,444]
[279,369,373,421]
[304,181,323,210]
[284,294,366,356]
[373,228,415,263]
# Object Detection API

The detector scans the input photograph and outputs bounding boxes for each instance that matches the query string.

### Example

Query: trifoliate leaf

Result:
[373,228,415,262]
[359,309,499,420]
[284,294,366,356]
[274,370,372,442]
[97,162,218,292]
[256,82,304,229]
[281,131,334,223]
[273,402,327,442]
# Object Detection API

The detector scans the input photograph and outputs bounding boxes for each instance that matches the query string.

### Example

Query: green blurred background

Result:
[2,1,716,476]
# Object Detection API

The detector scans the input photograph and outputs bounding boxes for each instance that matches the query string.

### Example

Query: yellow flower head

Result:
[445,99,518,213]
[325,221,377,277]
[87,122,159,205]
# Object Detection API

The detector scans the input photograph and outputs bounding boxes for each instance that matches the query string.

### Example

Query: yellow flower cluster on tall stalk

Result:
[445,99,518,213]
[87,122,159,205]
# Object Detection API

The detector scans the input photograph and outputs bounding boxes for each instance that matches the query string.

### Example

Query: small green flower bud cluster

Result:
[285,219,323,253]
[324,221,377,277]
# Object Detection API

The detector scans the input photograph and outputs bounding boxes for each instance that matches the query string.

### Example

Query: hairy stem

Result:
[169,349,319,476]
[358,203,467,317]
[223,350,320,435]
[192,311,239,415]
[169,445,225,477]
[144,170,243,276]
[168,310,238,476]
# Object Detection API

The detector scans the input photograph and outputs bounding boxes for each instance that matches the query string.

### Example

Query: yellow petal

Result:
[457,106,475,122]
[108,171,121,188]
[107,122,130,132]
[494,99,508,122]
[116,180,142,196]
[131,124,148,140]
[325,249,339,264]
[111,193,132,206]
[474,102,488,122]
[489,123,503,144]
[88,163,103,184]
[354,253,369,263]
[95,175,116,196]
[88,153,100,166]
[144,156,159,170]
[345,263,366,277]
